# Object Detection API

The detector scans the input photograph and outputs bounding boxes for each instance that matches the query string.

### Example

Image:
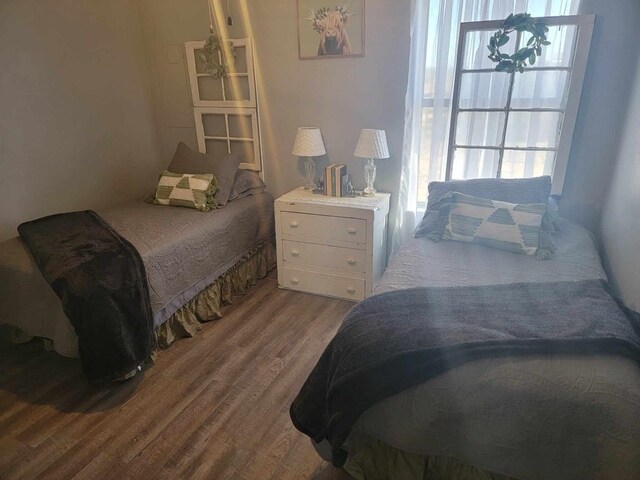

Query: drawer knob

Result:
[289,221,299,228]
[291,277,300,285]
[347,227,357,234]
[346,286,356,294]
[290,250,300,257]
[346,258,357,265]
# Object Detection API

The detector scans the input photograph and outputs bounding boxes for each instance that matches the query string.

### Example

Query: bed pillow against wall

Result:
[168,142,241,206]
[415,176,553,238]
[228,169,267,202]
[431,191,554,259]
[152,171,218,211]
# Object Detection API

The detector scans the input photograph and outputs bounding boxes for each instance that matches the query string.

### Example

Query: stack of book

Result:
[324,164,347,197]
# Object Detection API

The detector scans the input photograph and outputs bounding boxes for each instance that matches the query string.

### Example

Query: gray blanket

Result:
[291,279,640,467]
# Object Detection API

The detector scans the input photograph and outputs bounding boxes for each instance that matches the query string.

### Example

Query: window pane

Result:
[456,111,505,147]
[500,150,555,179]
[463,30,516,70]
[228,114,253,139]
[459,72,510,109]
[504,112,562,148]
[451,148,500,179]
[201,113,227,137]
[205,139,229,158]
[519,25,577,68]
[197,76,224,101]
[511,70,570,109]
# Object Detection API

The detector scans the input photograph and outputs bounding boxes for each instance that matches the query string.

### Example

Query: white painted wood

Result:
[193,106,262,171]
[186,38,263,173]
[275,187,390,301]
[446,15,594,195]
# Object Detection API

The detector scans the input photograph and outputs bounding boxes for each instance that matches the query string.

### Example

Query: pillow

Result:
[152,171,218,212]
[415,176,552,238]
[228,169,266,201]
[431,191,555,259]
[167,142,241,207]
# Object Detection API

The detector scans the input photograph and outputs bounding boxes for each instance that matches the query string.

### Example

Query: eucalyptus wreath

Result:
[487,13,551,73]
[199,35,236,78]
[308,3,351,33]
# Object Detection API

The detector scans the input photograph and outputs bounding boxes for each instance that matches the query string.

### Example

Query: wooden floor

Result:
[0,272,354,480]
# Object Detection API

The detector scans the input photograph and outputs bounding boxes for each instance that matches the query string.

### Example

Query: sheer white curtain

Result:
[391,0,580,255]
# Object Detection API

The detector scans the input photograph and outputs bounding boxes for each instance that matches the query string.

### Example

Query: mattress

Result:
[347,220,640,480]
[0,192,274,357]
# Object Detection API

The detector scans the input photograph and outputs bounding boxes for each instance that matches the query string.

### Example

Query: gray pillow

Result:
[228,169,266,201]
[167,142,241,207]
[415,176,552,238]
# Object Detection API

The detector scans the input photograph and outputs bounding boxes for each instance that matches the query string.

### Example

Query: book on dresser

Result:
[324,164,346,197]
[274,187,390,301]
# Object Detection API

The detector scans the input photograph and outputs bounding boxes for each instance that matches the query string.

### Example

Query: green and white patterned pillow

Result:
[153,171,219,212]
[435,191,555,259]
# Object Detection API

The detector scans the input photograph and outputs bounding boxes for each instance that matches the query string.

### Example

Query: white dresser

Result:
[275,187,390,301]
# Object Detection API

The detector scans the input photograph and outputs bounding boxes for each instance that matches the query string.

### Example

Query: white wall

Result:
[600,54,640,310]
[139,0,410,224]
[0,0,161,242]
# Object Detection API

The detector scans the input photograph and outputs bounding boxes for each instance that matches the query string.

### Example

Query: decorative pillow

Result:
[431,191,555,259]
[167,142,241,207]
[415,176,552,238]
[152,171,218,212]
[228,169,266,201]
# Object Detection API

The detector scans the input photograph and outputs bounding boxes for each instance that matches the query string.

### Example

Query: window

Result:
[445,15,593,193]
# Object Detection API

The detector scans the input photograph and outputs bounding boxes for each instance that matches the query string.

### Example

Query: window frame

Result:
[445,15,594,194]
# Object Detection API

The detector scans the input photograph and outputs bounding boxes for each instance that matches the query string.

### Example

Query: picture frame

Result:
[296,0,365,60]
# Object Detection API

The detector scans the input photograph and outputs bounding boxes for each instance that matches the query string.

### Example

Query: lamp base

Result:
[304,182,318,191]
[362,186,377,197]
[304,157,317,191]
[363,158,377,197]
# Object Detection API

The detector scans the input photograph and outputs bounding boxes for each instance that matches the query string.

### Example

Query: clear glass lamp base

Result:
[363,158,377,197]
[304,157,317,191]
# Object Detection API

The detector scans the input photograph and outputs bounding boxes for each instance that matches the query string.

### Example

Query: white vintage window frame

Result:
[185,38,263,173]
[194,107,262,172]
[185,38,256,108]
[446,15,594,195]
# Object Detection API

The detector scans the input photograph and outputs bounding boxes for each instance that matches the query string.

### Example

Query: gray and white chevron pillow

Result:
[437,191,554,258]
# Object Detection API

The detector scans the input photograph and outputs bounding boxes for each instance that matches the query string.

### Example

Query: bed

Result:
[291,173,640,480]
[340,219,640,480]
[0,191,275,358]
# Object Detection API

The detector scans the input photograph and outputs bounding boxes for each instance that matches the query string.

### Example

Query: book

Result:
[324,163,336,196]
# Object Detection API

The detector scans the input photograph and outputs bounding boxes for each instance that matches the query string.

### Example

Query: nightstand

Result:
[274,187,390,301]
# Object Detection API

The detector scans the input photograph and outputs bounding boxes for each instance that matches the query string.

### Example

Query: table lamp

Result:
[354,129,389,196]
[292,127,326,190]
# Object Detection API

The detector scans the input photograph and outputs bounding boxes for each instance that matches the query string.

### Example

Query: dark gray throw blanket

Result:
[18,211,155,383]
[290,280,640,467]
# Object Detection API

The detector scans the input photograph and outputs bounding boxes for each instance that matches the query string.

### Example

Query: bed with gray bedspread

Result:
[0,192,274,357]
[344,220,640,480]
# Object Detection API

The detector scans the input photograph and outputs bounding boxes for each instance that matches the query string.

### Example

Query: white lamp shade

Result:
[354,129,389,159]
[292,127,326,157]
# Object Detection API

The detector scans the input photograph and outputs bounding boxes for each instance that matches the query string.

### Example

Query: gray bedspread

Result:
[347,220,640,480]
[0,193,274,356]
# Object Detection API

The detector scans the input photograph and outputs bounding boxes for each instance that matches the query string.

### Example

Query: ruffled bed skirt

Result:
[344,435,516,480]
[156,241,276,348]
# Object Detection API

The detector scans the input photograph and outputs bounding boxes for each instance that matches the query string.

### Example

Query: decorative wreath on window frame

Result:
[199,35,236,79]
[487,13,551,73]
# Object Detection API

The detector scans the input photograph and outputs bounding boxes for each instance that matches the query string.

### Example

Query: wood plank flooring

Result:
[0,272,354,480]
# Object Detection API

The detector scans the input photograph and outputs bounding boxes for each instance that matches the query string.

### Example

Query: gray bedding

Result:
[347,220,640,480]
[0,193,274,356]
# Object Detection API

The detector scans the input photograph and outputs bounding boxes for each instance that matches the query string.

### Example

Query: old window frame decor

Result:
[185,38,262,172]
[297,0,365,60]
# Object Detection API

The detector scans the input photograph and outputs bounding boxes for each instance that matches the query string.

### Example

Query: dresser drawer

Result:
[280,212,366,245]
[281,267,365,301]
[282,240,366,273]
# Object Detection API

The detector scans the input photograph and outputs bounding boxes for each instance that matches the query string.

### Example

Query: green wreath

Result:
[487,13,551,73]
[199,35,236,79]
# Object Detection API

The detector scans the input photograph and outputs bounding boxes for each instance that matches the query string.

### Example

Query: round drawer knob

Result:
[289,221,299,228]
[347,227,357,234]
[346,258,357,265]
[291,278,300,285]
[291,250,300,257]
[346,286,356,294]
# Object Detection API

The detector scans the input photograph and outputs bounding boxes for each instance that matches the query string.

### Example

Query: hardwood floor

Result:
[0,272,354,480]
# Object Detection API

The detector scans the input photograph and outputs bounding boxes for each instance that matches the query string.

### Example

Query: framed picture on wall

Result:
[297,0,365,60]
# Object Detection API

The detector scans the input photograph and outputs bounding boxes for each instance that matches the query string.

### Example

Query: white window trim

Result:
[446,15,594,195]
